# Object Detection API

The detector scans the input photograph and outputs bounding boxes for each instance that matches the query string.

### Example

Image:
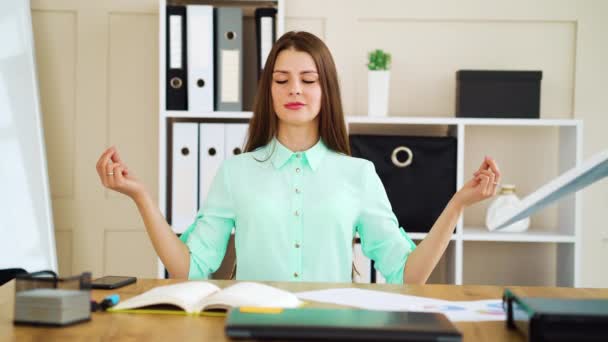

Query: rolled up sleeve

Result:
[179,162,235,279]
[356,161,417,284]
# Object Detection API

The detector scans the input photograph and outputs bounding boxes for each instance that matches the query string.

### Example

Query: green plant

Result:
[367,49,391,71]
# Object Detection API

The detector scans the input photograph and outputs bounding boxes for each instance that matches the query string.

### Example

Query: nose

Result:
[289,80,302,96]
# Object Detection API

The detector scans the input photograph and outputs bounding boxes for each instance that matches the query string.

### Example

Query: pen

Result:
[91,294,120,312]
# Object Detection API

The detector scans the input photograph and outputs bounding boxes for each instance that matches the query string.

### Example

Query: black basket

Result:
[350,135,457,233]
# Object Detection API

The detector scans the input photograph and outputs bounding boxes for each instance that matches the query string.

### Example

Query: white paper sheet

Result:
[296,288,505,322]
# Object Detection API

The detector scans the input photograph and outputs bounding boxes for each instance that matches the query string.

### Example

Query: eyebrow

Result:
[273,70,318,74]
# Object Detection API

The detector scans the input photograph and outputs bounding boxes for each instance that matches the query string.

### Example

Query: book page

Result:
[199,282,302,312]
[113,281,220,313]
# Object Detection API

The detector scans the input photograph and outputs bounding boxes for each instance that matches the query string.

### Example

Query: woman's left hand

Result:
[454,156,502,208]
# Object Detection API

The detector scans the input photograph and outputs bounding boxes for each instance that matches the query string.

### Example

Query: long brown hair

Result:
[244,31,350,156]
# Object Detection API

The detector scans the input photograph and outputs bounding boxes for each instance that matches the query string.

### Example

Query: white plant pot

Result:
[368,70,390,117]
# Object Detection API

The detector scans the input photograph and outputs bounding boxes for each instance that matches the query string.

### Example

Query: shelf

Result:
[456,117,580,127]
[407,232,459,240]
[163,113,580,127]
[164,111,253,119]
[462,227,575,243]
[354,232,451,241]
[408,232,428,240]
[346,116,581,127]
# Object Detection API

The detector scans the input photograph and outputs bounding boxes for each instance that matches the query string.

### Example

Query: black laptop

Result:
[225,307,462,341]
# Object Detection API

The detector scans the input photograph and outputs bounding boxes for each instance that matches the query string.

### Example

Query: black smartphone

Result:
[91,276,136,289]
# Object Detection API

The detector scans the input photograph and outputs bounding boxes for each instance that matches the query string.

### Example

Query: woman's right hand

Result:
[96,146,147,200]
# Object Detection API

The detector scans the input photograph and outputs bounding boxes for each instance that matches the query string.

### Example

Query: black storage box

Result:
[456,70,542,119]
[350,135,457,233]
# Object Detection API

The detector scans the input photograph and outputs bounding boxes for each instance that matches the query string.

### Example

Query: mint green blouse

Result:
[179,138,416,284]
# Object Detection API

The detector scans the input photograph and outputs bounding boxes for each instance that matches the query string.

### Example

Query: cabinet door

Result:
[171,123,199,234]
[224,123,249,159]
[199,123,225,206]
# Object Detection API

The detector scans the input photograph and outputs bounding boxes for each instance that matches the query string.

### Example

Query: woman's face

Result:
[271,48,322,128]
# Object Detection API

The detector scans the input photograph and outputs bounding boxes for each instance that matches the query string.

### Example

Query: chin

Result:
[277,111,318,126]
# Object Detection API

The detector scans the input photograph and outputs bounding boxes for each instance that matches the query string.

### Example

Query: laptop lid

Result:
[225,307,462,341]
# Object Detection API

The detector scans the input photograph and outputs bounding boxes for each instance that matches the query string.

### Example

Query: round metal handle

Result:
[170,76,183,89]
[391,146,413,168]
[225,31,237,40]
[180,147,189,156]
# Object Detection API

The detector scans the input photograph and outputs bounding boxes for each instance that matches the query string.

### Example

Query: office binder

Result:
[214,7,243,111]
[504,288,608,341]
[224,123,249,159]
[255,8,277,79]
[171,123,199,234]
[187,5,214,112]
[199,123,225,205]
[166,5,187,110]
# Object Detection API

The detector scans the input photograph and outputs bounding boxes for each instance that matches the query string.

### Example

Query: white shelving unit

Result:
[158,0,582,287]
[157,0,285,279]
[348,116,582,287]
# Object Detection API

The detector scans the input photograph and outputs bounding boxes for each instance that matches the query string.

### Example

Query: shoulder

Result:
[326,151,376,176]
[221,149,272,170]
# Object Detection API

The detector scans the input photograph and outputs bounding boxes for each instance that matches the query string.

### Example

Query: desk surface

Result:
[2,279,608,341]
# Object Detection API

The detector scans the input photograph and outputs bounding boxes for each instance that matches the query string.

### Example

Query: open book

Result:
[109,281,303,315]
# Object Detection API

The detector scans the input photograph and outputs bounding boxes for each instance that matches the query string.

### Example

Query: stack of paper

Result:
[296,288,505,322]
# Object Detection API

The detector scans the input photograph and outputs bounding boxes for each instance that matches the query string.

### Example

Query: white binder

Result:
[187,5,214,112]
[225,123,249,159]
[199,123,226,205]
[171,123,199,234]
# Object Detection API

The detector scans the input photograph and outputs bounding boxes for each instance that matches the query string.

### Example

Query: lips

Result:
[284,102,305,110]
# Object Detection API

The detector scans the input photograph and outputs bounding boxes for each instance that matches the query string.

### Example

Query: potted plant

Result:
[367,49,391,117]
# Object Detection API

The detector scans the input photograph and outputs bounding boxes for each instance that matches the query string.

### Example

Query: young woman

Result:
[96,31,501,284]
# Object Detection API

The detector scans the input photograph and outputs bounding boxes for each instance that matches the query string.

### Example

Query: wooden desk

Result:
[2,279,608,341]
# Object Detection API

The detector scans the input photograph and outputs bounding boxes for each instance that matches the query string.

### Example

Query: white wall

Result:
[285,0,607,286]
[31,0,607,286]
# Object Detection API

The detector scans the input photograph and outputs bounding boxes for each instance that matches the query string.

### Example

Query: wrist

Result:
[448,194,466,213]
[132,189,150,206]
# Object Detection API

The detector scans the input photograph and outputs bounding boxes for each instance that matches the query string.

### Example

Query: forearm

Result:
[403,197,464,284]
[133,191,190,279]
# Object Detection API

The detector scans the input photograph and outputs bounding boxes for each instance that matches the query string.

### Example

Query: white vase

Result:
[485,184,530,233]
[368,70,390,117]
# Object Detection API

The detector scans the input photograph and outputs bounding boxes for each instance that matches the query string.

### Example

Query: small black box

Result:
[456,70,542,119]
